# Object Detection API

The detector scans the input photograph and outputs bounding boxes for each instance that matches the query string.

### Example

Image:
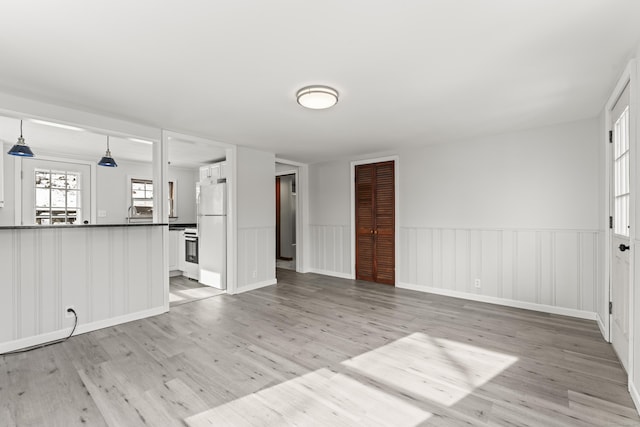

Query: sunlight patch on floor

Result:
[184,332,518,426]
[185,368,432,426]
[342,332,518,407]
[169,293,185,303]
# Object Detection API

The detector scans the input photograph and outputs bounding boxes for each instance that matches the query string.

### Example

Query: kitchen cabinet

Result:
[169,229,180,271]
[178,230,186,271]
[199,161,227,182]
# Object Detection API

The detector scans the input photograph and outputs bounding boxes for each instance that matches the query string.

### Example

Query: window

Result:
[34,169,82,225]
[130,178,176,217]
[131,178,154,216]
[614,105,630,237]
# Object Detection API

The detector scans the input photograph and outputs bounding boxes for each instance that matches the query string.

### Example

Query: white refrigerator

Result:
[197,180,227,289]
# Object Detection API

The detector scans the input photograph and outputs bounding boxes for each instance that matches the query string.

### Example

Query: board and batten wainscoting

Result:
[0,224,167,353]
[309,224,351,278]
[236,226,276,292]
[398,227,602,320]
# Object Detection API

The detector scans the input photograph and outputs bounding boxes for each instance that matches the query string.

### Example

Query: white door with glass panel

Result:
[611,82,631,372]
[21,159,91,225]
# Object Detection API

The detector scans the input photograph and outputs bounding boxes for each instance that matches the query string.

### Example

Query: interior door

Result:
[355,161,395,285]
[611,82,631,372]
[21,158,91,225]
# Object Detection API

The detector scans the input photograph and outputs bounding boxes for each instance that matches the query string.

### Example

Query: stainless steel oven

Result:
[184,228,198,264]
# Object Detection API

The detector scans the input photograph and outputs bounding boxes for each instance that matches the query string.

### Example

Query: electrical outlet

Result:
[64,306,76,318]
[474,279,481,288]
[252,270,257,278]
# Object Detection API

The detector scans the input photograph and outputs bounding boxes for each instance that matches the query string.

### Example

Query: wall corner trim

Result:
[630,380,640,417]
[596,312,610,342]
[236,278,277,294]
[308,268,354,280]
[397,282,597,320]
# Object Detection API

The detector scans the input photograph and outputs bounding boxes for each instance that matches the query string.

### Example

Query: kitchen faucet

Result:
[127,205,137,223]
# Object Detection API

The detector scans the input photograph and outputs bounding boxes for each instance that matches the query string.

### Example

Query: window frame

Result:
[34,168,82,225]
[128,176,176,218]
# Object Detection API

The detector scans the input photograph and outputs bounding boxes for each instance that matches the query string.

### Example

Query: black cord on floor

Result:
[0,308,78,356]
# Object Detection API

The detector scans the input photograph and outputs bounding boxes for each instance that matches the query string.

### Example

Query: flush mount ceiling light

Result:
[7,120,35,157]
[296,85,339,109]
[98,136,118,167]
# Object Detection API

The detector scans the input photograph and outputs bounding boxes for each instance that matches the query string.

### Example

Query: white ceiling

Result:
[0,1,639,164]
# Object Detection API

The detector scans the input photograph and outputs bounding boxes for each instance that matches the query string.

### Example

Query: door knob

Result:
[619,244,631,252]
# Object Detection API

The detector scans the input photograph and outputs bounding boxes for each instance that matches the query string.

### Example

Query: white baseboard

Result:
[236,278,277,294]
[308,268,354,280]
[630,380,640,417]
[596,313,610,342]
[0,305,168,354]
[397,282,597,320]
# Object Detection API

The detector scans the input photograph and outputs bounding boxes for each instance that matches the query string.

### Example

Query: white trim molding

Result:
[308,269,353,280]
[236,279,277,294]
[604,59,638,404]
[631,380,640,417]
[276,157,309,274]
[399,227,601,316]
[397,282,597,320]
[0,306,167,354]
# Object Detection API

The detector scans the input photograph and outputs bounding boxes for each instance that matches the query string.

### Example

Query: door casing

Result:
[603,59,637,384]
[610,81,632,372]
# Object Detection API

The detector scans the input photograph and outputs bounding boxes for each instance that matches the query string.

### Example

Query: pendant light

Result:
[7,120,35,157]
[98,136,118,167]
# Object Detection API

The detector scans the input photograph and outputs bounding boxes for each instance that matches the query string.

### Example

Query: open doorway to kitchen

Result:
[164,131,235,306]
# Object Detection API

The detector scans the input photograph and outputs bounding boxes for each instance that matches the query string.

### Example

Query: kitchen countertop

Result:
[0,223,169,230]
[169,223,197,230]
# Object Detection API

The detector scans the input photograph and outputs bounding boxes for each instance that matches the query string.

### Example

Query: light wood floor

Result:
[169,276,225,307]
[1,269,638,426]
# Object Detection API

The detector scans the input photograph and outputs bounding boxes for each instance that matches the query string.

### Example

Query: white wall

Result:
[276,162,295,173]
[400,120,599,230]
[309,118,602,317]
[236,146,276,292]
[308,159,351,277]
[97,160,198,224]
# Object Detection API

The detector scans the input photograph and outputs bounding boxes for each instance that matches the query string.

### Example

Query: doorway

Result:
[354,160,395,285]
[610,81,631,372]
[276,173,296,270]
